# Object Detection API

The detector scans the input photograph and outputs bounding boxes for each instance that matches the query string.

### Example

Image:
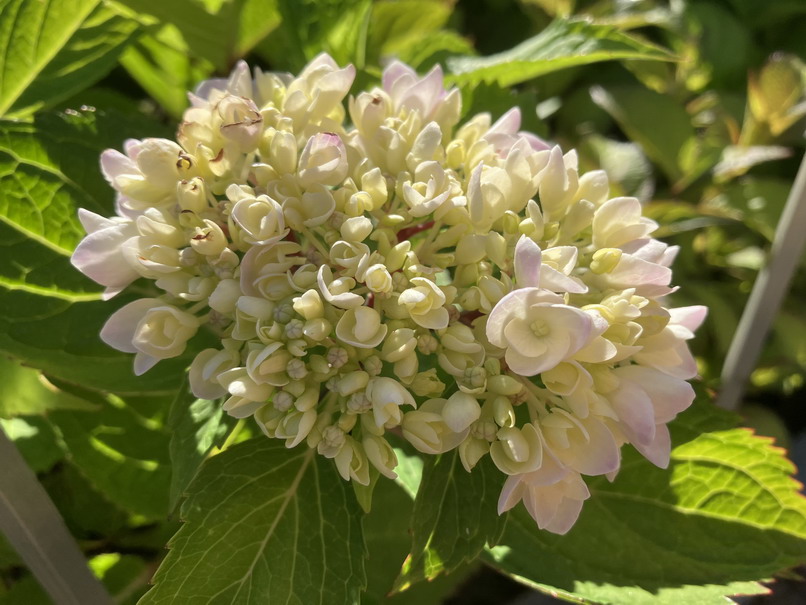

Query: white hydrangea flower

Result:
[73,53,706,536]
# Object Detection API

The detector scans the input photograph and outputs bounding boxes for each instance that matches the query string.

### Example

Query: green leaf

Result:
[446,19,675,88]
[590,84,721,188]
[41,463,130,536]
[0,576,50,605]
[141,440,366,604]
[90,553,150,605]
[364,0,472,70]
[486,397,806,604]
[395,450,506,590]
[117,0,281,70]
[257,0,372,71]
[0,0,140,117]
[0,416,63,472]
[120,24,214,118]
[167,386,234,508]
[49,397,172,522]
[583,134,653,200]
[362,476,417,603]
[0,356,95,418]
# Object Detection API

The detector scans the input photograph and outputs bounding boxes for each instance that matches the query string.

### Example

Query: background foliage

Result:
[1,0,806,603]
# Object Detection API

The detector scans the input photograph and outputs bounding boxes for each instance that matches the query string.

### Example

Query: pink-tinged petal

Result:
[609,381,656,447]
[522,442,568,486]
[497,475,526,514]
[542,494,586,535]
[403,64,444,116]
[620,237,666,260]
[670,305,708,333]
[485,288,530,347]
[514,235,542,288]
[71,234,139,291]
[618,366,694,423]
[542,306,592,353]
[660,245,679,267]
[226,60,252,97]
[77,208,112,233]
[122,139,142,157]
[488,107,521,136]
[133,352,159,376]
[608,254,672,287]
[564,417,621,476]
[382,60,414,92]
[102,285,127,301]
[635,423,672,468]
[100,149,136,183]
[100,298,162,353]
[518,131,551,152]
[467,161,485,226]
[539,265,587,293]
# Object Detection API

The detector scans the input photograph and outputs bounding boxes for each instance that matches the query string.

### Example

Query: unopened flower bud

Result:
[488,374,523,396]
[590,248,623,274]
[492,395,516,428]
[298,133,348,188]
[274,390,294,412]
[363,434,398,478]
[177,178,209,213]
[337,370,370,396]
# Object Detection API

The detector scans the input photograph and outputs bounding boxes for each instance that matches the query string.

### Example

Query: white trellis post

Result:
[0,429,113,605]
[717,153,806,411]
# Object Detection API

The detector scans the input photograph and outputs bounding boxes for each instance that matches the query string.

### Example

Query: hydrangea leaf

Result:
[116,0,281,71]
[256,0,372,71]
[485,396,806,604]
[0,0,140,118]
[0,111,197,394]
[446,19,675,88]
[167,386,235,508]
[394,450,506,590]
[49,397,173,522]
[364,0,473,70]
[590,84,722,189]
[0,356,95,418]
[140,439,366,605]
[120,24,215,119]
[363,473,478,604]
[0,417,64,473]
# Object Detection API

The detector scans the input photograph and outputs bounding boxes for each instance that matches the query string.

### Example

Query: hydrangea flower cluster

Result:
[72,54,706,534]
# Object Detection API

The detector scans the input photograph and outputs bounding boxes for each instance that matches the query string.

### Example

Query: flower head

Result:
[73,54,706,535]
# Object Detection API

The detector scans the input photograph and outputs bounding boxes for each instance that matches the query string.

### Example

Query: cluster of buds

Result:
[72,54,706,534]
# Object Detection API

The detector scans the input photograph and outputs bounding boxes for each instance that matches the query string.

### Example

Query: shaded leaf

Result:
[446,19,675,88]
[49,397,172,521]
[0,356,94,418]
[0,416,63,472]
[167,386,234,508]
[395,451,506,589]
[141,440,366,604]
